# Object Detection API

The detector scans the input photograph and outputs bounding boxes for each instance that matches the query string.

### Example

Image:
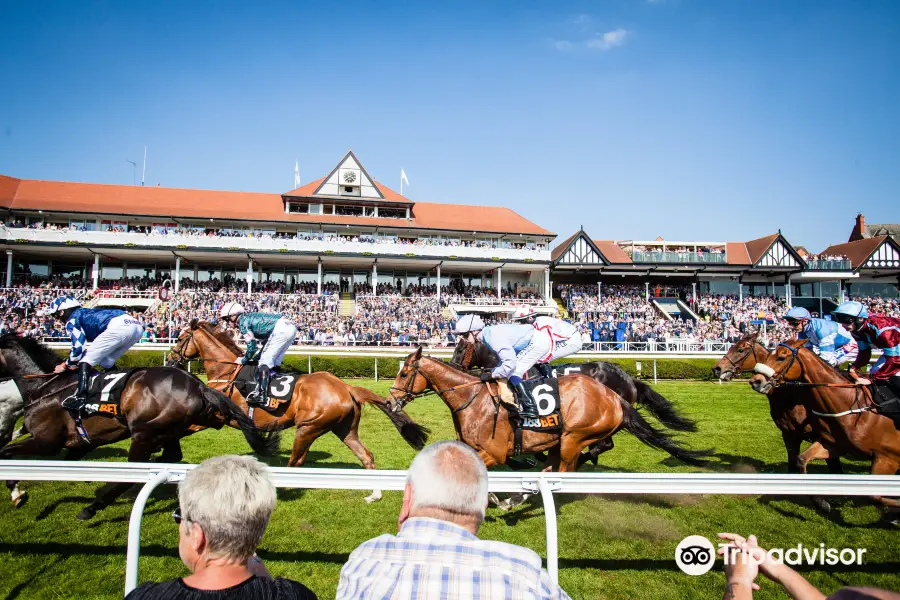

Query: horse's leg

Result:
[796,441,834,513]
[77,434,158,521]
[782,432,803,474]
[870,455,900,512]
[333,410,381,503]
[6,479,25,508]
[0,422,66,508]
[157,439,183,463]
[287,424,327,468]
[498,447,560,511]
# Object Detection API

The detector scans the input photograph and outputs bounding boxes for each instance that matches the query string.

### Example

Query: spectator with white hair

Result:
[336,441,570,600]
[126,455,317,599]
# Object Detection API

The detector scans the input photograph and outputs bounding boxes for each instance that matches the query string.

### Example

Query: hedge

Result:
[55,349,728,381]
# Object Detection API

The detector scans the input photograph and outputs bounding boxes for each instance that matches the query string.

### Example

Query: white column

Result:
[92,254,100,290]
[372,263,377,297]
[739,282,743,302]
[597,281,601,301]
[436,265,441,303]
[174,257,181,293]
[839,280,845,304]
[497,267,502,301]
[544,268,551,302]
[122,262,127,282]
[786,275,792,307]
[246,259,253,294]
[692,282,697,304]
[193,264,198,283]
[317,260,322,295]
[645,282,649,301]
[5,250,12,287]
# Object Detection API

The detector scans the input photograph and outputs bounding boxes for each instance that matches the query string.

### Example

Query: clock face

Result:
[343,171,357,184]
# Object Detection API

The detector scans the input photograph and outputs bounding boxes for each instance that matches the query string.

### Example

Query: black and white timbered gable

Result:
[553,231,607,266]
[755,236,804,269]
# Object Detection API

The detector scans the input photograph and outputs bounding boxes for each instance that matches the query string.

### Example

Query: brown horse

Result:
[750,340,900,511]
[713,332,843,475]
[0,333,279,519]
[389,347,709,472]
[167,320,428,502]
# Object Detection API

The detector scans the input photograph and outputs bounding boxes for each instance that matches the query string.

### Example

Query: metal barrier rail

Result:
[3,461,899,596]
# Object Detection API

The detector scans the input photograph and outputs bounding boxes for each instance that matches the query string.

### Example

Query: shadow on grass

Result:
[3,563,50,600]
[758,495,900,529]
[34,495,96,521]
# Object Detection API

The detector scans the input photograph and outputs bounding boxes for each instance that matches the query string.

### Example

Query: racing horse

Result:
[750,340,900,513]
[389,347,710,475]
[713,332,844,511]
[167,320,429,503]
[0,333,279,519]
[451,336,699,465]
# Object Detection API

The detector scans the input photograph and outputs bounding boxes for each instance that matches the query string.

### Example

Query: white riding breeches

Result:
[513,332,553,379]
[259,318,298,368]
[541,333,584,364]
[81,315,144,368]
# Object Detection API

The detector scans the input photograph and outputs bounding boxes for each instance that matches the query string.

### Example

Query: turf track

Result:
[0,380,898,599]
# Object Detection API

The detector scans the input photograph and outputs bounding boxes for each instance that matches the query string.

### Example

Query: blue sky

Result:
[0,0,897,252]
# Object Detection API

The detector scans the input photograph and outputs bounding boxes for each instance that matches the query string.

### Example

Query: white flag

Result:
[294,160,300,188]
[400,168,410,188]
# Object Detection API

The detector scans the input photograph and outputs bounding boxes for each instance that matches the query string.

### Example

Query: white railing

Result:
[2,461,898,596]
[93,290,158,299]
[446,296,547,306]
[4,228,551,262]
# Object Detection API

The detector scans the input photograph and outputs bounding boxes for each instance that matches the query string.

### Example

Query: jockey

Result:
[453,313,539,418]
[832,301,900,394]
[218,302,298,406]
[783,306,858,367]
[41,296,144,412]
[510,305,584,377]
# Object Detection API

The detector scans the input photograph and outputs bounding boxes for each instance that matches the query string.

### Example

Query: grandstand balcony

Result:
[805,258,852,271]
[631,251,727,264]
[3,227,550,262]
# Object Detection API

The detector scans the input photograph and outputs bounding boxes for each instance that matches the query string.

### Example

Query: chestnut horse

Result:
[0,333,279,519]
[389,347,709,471]
[168,320,428,502]
[713,332,844,511]
[750,340,900,511]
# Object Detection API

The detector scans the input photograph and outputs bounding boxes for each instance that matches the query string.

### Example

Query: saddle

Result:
[871,381,900,429]
[234,365,300,412]
[489,376,563,456]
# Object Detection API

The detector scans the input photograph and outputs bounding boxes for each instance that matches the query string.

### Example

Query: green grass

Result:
[1,381,898,599]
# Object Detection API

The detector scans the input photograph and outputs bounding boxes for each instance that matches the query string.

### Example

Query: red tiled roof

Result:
[725,242,751,265]
[821,237,886,269]
[282,177,413,204]
[744,233,779,265]
[594,240,632,264]
[2,176,551,236]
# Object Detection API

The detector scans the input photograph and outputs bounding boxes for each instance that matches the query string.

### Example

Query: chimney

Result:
[849,213,866,242]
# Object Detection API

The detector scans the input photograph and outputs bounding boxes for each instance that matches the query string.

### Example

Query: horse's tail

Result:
[631,378,698,432]
[200,386,281,456]
[619,399,711,467]
[349,386,430,450]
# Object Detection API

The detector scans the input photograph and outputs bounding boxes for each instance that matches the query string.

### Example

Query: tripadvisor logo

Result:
[675,535,867,576]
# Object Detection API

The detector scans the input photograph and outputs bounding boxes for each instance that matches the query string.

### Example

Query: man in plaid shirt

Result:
[337,441,571,600]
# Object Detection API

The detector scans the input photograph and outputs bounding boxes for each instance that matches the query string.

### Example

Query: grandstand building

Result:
[0,151,556,306]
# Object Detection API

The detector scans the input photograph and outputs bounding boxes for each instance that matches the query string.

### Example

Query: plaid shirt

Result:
[336,517,571,600]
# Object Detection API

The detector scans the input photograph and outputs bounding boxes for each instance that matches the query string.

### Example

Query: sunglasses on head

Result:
[172,507,183,525]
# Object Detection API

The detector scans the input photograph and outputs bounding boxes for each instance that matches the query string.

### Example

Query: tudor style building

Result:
[0,151,556,302]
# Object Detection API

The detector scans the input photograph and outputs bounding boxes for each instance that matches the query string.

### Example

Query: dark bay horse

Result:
[167,320,429,503]
[750,340,900,512]
[452,337,699,465]
[0,333,278,519]
[390,347,709,473]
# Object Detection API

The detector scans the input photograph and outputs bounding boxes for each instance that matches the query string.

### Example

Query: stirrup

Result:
[61,394,85,412]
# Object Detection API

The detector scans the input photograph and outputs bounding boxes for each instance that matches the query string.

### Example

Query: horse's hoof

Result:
[12,492,28,508]
[76,507,96,521]
[811,497,832,513]
[488,493,502,507]
[504,494,529,510]
[364,490,383,504]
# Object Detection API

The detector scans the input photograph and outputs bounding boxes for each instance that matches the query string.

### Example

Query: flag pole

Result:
[141,146,147,187]
[400,170,403,196]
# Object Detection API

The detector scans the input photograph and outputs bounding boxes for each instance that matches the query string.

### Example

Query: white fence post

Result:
[653,359,657,385]
[124,470,171,595]
[537,477,560,585]
[374,357,378,382]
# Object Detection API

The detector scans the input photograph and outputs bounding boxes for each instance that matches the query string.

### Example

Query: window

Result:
[288,202,309,214]
[363,206,376,217]
[309,203,323,215]
[379,207,406,219]
[335,205,363,217]
[70,219,97,232]
[323,204,334,215]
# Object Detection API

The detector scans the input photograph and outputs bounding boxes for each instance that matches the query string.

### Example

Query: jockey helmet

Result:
[219,302,245,319]
[41,295,81,317]
[784,307,812,322]
[832,301,868,325]
[511,305,536,321]
[454,314,485,334]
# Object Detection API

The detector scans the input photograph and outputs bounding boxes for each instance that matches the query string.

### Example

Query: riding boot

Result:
[62,362,93,413]
[535,363,554,379]
[512,382,539,419]
[248,365,271,406]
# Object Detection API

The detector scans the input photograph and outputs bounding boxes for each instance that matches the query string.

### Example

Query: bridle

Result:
[167,329,196,366]
[721,339,765,376]
[389,355,486,414]
[760,342,804,389]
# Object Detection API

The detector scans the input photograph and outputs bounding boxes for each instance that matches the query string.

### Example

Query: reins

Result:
[390,356,487,414]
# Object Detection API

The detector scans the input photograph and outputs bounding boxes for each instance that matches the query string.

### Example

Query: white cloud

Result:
[587,28,629,51]
[553,40,574,51]
[573,14,591,28]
